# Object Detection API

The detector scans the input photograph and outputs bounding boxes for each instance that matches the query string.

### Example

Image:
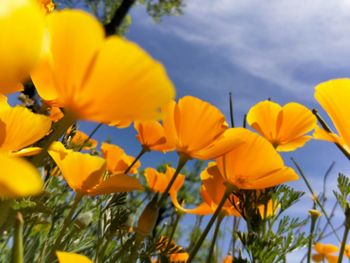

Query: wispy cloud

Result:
[133,0,350,101]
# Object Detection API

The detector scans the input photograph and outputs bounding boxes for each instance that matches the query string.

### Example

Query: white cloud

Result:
[135,0,350,100]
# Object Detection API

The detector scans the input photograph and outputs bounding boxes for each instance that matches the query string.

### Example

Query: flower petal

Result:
[0,153,43,198]
[56,251,92,263]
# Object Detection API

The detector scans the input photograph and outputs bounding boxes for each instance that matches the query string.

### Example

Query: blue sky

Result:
[55,1,350,261]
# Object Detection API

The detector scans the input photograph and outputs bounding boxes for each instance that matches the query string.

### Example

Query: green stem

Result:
[165,212,182,252]
[206,214,224,263]
[232,217,240,256]
[31,113,75,167]
[229,92,234,128]
[307,213,318,263]
[158,154,188,206]
[11,212,24,263]
[49,194,82,258]
[77,123,102,151]
[338,224,349,263]
[188,184,234,263]
[312,109,350,160]
[124,147,148,174]
[291,157,341,241]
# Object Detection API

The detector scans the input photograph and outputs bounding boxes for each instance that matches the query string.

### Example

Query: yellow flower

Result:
[135,120,174,152]
[70,130,97,150]
[0,153,43,198]
[171,162,239,216]
[48,142,143,195]
[247,100,316,151]
[31,10,175,123]
[216,129,299,189]
[312,243,338,263]
[163,96,244,160]
[56,251,92,263]
[0,102,51,157]
[345,244,350,259]
[0,0,45,93]
[101,142,140,174]
[144,166,185,193]
[314,79,350,155]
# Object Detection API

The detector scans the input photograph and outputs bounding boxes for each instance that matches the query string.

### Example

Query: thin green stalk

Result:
[158,154,188,206]
[188,184,234,263]
[338,207,350,263]
[206,214,224,263]
[291,157,341,241]
[229,92,234,128]
[124,147,148,174]
[77,123,102,151]
[49,194,82,258]
[165,212,182,252]
[232,217,240,257]
[307,212,318,263]
[338,225,349,263]
[31,113,75,167]
[11,212,24,263]
[312,109,350,160]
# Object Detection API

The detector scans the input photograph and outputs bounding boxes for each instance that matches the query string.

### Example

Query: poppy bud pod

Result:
[136,196,159,237]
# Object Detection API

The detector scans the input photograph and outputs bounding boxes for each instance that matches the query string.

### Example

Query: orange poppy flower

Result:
[135,120,174,152]
[31,10,175,123]
[312,243,338,263]
[48,142,143,195]
[171,162,239,216]
[70,130,98,150]
[56,251,92,263]
[101,142,140,174]
[0,0,45,94]
[0,102,51,157]
[162,96,244,160]
[247,100,316,151]
[314,79,350,155]
[0,153,43,198]
[216,129,298,189]
[345,244,350,259]
[144,166,185,193]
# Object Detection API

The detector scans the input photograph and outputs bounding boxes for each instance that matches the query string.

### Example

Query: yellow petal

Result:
[216,130,298,189]
[0,0,45,93]
[88,173,143,195]
[0,106,51,152]
[247,100,281,141]
[276,136,312,152]
[80,36,175,122]
[0,153,43,198]
[70,130,97,150]
[315,79,350,149]
[10,147,42,157]
[169,252,189,263]
[194,128,246,160]
[170,192,213,215]
[48,142,106,194]
[56,251,92,263]
[276,102,316,149]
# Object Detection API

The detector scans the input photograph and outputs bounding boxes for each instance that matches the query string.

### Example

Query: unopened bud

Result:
[136,196,159,237]
[309,209,321,219]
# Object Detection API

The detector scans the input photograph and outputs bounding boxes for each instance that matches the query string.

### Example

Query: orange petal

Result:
[88,173,143,195]
[48,142,106,194]
[56,251,92,263]
[0,153,43,198]
[10,147,42,157]
[315,79,350,149]
[276,136,312,152]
